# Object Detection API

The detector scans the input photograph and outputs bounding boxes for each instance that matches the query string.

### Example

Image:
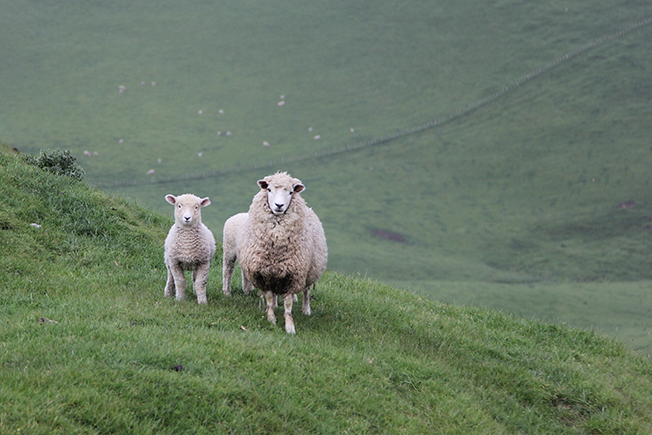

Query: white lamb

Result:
[164,194,216,304]
[222,212,253,297]
[237,172,328,334]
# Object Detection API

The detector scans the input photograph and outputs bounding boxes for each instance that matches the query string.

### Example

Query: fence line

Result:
[93,16,652,189]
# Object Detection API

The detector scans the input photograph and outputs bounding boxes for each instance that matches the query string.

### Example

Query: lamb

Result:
[163,194,216,304]
[237,172,328,334]
[222,212,253,296]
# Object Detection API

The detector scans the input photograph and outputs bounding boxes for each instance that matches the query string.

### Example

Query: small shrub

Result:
[23,149,85,180]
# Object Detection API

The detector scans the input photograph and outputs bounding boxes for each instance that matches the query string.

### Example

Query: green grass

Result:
[1,153,652,433]
[2,1,652,353]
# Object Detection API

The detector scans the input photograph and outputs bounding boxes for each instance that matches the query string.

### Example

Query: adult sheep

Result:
[164,193,216,304]
[222,212,253,297]
[237,172,328,334]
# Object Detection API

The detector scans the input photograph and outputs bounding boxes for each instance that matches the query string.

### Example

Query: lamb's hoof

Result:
[267,314,277,324]
[197,297,207,304]
[302,306,311,316]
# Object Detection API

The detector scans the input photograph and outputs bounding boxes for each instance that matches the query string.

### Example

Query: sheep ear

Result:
[258,180,269,190]
[165,195,177,205]
[200,197,211,207]
[293,183,305,193]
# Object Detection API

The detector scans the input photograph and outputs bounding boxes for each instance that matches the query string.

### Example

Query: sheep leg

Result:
[193,262,210,304]
[222,255,235,296]
[170,263,186,301]
[242,270,253,295]
[270,293,295,307]
[264,291,277,325]
[302,285,312,316]
[164,265,176,298]
[284,293,296,334]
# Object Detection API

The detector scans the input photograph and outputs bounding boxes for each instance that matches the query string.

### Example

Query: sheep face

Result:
[258,175,305,216]
[165,194,211,226]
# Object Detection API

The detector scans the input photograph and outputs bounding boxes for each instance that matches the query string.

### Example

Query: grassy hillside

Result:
[2,152,652,434]
[2,1,652,353]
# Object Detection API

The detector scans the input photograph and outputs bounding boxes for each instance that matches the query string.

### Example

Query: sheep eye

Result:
[178,204,182,208]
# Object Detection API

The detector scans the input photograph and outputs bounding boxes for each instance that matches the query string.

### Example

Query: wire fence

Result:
[93,16,652,189]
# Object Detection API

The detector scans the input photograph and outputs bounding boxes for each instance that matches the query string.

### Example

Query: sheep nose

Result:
[275,203,284,209]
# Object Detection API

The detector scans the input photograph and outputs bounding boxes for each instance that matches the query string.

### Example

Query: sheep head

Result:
[165,193,211,226]
[257,172,305,216]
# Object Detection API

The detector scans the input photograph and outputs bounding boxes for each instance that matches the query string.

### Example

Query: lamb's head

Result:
[257,172,305,216]
[165,193,211,226]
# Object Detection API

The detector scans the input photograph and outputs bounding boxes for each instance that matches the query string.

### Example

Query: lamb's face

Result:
[258,175,305,216]
[165,194,211,226]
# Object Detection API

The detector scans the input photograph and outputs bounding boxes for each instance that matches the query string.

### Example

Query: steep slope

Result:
[1,153,652,433]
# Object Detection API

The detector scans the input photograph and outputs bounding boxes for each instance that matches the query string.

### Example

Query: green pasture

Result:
[2,0,652,354]
[1,152,652,433]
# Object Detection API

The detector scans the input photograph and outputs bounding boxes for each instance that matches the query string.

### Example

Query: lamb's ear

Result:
[258,180,269,190]
[200,197,211,207]
[165,194,177,205]
[293,183,305,193]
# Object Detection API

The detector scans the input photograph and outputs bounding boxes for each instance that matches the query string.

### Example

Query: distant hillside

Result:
[1,152,652,434]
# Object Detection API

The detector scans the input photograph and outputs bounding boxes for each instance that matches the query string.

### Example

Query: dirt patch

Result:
[371,229,408,244]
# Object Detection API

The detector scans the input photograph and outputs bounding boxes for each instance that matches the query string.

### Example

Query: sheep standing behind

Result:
[222,212,253,296]
[164,194,216,304]
[237,172,328,334]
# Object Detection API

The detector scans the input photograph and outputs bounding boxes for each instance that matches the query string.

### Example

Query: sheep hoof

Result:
[284,312,296,334]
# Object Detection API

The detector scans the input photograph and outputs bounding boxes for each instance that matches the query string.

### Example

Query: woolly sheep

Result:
[164,194,216,304]
[237,172,328,334]
[222,212,253,297]
[222,212,297,304]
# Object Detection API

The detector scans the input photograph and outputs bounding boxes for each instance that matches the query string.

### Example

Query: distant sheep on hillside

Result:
[236,172,327,334]
[164,194,216,304]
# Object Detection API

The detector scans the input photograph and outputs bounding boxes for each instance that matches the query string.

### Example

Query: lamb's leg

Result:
[169,262,187,301]
[222,255,236,296]
[302,285,312,316]
[284,293,296,334]
[164,265,176,298]
[265,291,276,324]
[193,262,210,304]
[241,269,253,295]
